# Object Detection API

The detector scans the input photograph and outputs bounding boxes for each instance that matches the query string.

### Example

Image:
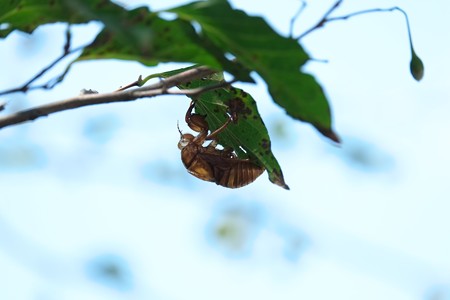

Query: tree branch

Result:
[0,66,227,130]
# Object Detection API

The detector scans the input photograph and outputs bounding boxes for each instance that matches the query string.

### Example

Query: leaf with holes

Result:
[169,0,339,142]
[75,2,252,80]
[0,0,252,80]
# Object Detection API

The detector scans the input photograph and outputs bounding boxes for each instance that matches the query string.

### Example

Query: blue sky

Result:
[1,1,450,300]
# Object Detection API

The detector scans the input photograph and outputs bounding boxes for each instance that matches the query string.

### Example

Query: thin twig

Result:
[115,75,143,92]
[297,0,343,40]
[63,24,71,54]
[0,49,80,96]
[328,7,398,22]
[289,0,307,38]
[308,57,329,64]
[297,2,410,41]
[0,66,219,130]
[327,6,413,46]
[0,26,87,98]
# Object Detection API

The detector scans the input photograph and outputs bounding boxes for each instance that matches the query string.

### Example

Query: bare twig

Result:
[0,66,224,130]
[297,2,411,41]
[0,26,86,97]
[289,0,307,38]
[308,57,329,64]
[297,0,343,40]
[115,75,144,92]
[63,25,71,54]
[327,6,399,23]
[326,6,415,49]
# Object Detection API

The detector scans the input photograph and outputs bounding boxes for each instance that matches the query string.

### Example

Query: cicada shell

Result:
[180,141,264,188]
[178,101,264,188]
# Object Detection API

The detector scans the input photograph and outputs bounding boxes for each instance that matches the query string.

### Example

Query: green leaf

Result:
[77,9,222,68]
[1,0,252,80]
[169,0,339,142]
[157,67,289,189]
[74,3,253,80]
[0,0,107,38]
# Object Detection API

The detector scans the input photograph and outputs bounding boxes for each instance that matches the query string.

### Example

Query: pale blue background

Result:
[1,1,449,300]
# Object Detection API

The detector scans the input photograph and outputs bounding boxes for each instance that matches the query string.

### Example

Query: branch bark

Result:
[0,66,219,130]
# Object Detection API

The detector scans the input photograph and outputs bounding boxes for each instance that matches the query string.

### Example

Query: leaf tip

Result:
[316,126,341,144]
[269,171,290,190]
[278,182,290,190]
